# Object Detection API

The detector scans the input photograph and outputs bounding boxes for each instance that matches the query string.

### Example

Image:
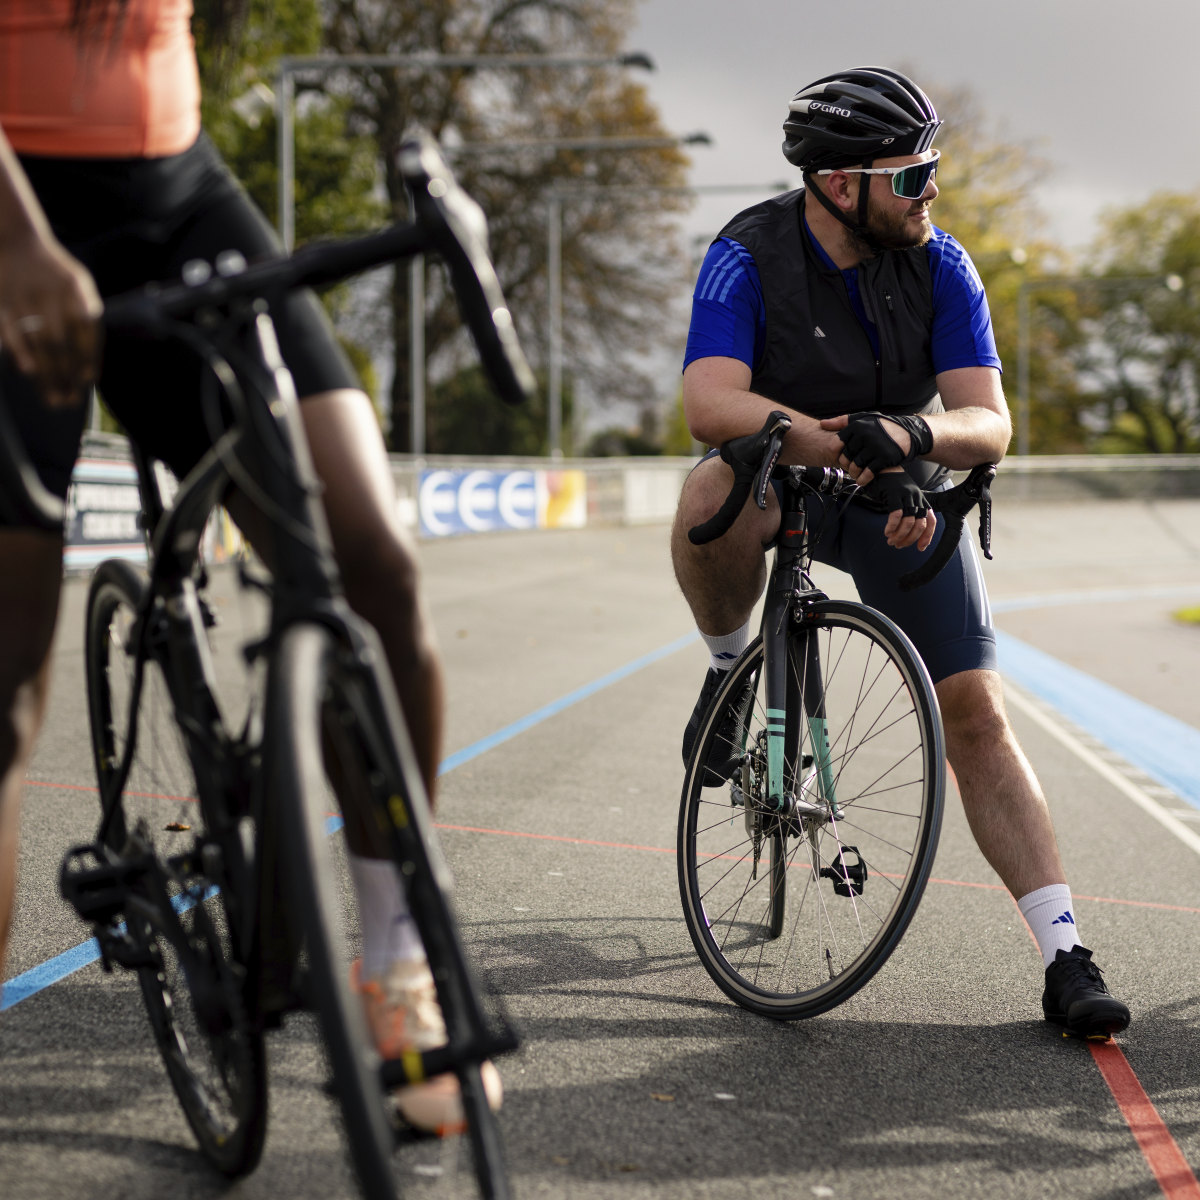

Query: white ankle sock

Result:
[701,620,751,671]
[348,853,425,977]
[1018,884,1081,967]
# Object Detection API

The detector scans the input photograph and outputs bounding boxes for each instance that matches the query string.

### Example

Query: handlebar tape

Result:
[897,463,995,591]
[687,411,792,546]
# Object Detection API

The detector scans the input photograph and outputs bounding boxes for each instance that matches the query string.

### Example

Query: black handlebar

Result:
[103,134,536,408]
[1,136,536,535]
[687,410,995,591]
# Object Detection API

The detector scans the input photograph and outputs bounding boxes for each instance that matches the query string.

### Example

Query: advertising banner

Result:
[418,468,586,538]
[63,457,145,571]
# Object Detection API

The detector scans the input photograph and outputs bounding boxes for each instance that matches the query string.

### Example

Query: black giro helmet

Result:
[782,67,941,171]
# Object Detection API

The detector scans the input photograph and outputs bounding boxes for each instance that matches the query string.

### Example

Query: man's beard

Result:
[853,203,934,253]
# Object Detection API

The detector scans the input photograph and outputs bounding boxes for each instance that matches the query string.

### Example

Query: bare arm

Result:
[682,355,847,468]
[820,365,1011,483]
[683,354,936,551]
[0,125,102,406]
[923,365,1012,467]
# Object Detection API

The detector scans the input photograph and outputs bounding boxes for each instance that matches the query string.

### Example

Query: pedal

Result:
[59,843,149,926]
[820,846,867,896]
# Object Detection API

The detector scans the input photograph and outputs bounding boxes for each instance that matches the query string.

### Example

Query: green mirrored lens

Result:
[893,160,936,199]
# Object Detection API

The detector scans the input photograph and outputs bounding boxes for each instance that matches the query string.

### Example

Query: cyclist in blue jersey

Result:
[671,67,1129,1040]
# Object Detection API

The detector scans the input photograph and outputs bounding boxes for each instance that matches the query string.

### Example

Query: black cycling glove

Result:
[837,411,933,474]
[861,472,930,519]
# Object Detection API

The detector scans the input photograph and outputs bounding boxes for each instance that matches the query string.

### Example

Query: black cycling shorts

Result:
[1,133,358,514]
[691,450,997,683]
[800,485,997,683]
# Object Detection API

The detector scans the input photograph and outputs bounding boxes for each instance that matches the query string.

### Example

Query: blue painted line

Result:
[436,631,700,775]
[1,631,700,1011]
[0,884,214,1012]
[997,631,1200,809]
[0,939,102,1011]
[992,583,1198,615]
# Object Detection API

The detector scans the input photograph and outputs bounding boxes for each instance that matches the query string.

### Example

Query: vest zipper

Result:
[881,286,908,375]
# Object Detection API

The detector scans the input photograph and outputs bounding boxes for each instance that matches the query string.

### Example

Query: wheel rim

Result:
[680,609,944,1017]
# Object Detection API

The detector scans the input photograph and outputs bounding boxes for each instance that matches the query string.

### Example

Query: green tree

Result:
[319,0,694,451]
[425,366,572,456]
[1071,193,1200,453]
[923,83,1092,453]
[192,0,388,409]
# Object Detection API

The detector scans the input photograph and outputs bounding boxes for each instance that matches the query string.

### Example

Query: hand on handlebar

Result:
[0,233,103,407]
[820,411,932,485]
[861,471,938,551]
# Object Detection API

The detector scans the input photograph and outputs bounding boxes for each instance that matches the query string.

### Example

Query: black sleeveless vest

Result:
[719,189,948,488]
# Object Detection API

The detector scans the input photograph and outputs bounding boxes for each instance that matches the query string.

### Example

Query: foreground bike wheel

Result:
[679,601,945,1019]
[84,558,267,1175]
[269,622,509,1200]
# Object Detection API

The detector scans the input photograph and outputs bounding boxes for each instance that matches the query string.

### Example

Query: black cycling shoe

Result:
[682,667,755,785]
[1042,945,1131,1040]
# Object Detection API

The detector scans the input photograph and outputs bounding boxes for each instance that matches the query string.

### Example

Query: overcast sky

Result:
[628,0,1199,257]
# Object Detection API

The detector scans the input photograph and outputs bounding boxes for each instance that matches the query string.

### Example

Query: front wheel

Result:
[678,601,945,1019]
[268,622,510,1199]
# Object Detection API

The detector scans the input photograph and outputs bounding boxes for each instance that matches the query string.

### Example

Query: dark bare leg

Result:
[0,531,64,986]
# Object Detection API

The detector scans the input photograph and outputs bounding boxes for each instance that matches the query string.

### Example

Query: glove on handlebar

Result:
[860,471,930,519]
[837,411,933,474]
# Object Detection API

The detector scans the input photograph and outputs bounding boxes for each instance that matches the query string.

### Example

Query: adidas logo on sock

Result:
[1050,910,1075,925]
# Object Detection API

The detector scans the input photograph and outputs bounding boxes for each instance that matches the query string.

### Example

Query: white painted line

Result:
[1004,685,1200,860]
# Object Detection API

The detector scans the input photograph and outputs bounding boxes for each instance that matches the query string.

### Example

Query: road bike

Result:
[678,410,995,1019]
[45,136,528,1198]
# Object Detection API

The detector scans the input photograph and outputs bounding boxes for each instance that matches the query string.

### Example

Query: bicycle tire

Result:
[268,622,509,1200]
[84,558,268,1175]
[679,600,945,1019]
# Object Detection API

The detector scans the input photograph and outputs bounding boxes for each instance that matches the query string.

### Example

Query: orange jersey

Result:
[0,0,200,158]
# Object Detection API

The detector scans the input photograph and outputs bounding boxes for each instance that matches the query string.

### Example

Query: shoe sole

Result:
[1043,1005,1130,1041]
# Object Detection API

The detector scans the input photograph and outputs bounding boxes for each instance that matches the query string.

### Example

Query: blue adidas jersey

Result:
[684,216,1001,376]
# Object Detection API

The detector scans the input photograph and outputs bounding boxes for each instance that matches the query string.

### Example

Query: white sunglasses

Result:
[815,150,940,200]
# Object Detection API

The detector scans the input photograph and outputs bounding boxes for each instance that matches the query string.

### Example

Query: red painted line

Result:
[1012,898,1199,1199]
[26,788,1200,916]
[1089,1041,1200,1199]
[432,821,674,857]
[25,778,196,805]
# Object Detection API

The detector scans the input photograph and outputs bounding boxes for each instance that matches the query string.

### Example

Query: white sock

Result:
[347,853,425,977]
[701,619,751,672]
[1018,884,1081,967]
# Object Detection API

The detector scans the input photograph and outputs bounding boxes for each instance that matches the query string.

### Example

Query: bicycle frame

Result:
[758,471,841,819]
[92,303,508,1077]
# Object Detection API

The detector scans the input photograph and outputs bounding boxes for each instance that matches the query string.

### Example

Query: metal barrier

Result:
[60,436,1200,559]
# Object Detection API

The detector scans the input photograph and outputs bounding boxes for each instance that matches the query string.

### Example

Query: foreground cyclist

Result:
[0,0,498,1131]
[671,67,1130,1040]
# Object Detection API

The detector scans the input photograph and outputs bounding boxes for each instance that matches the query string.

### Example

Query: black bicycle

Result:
[678,410,994,1019]
[48,136,529,1198]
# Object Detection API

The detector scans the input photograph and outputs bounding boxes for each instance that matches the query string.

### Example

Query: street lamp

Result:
[270,50,654,455]
[1015,273,1185,457]
[275,51,656,251]
[547,178,793,459]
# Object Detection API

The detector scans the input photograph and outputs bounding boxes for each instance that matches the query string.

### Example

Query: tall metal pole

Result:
[409,255,426,456]
[547,194,563,459]
[1016,283,1031,458]
[276,68,295,252]
[546,179,779,461]
[272,51,656,454]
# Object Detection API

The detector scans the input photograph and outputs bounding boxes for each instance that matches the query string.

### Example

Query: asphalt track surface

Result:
[3,497,1200,1200]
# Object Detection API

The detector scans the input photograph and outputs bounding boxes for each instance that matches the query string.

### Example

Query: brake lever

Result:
[897,463,996,591]
[688,411,793,546]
